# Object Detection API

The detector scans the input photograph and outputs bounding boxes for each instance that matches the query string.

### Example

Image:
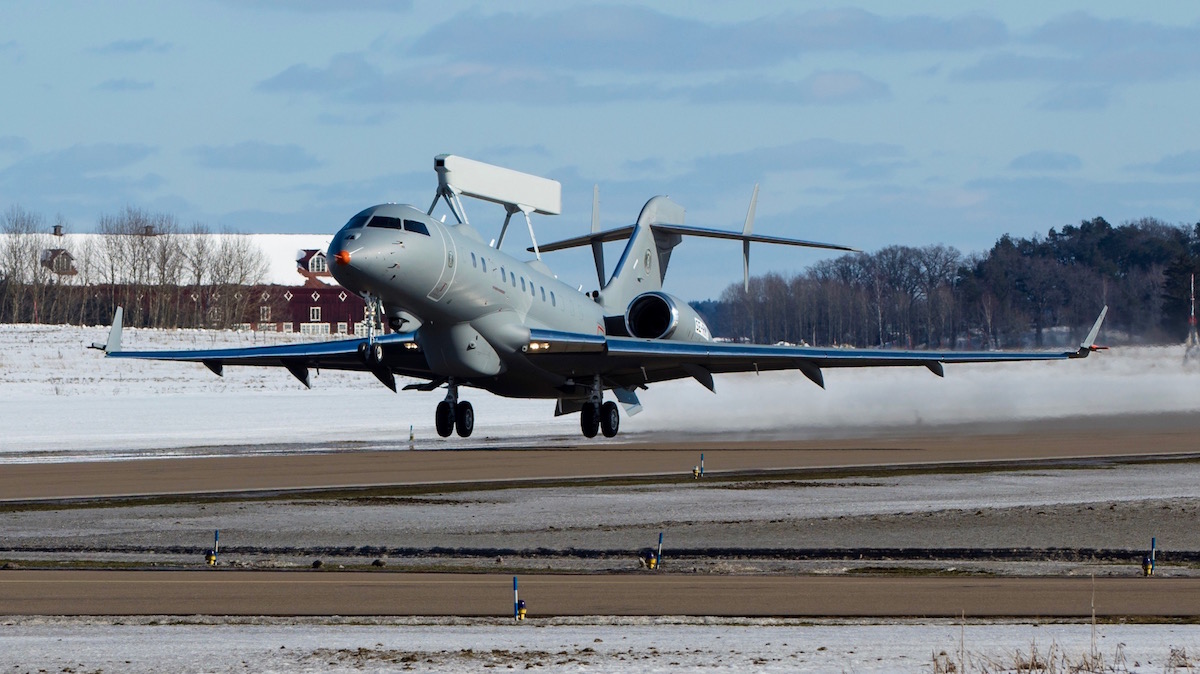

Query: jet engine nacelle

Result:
[624,291,712,342]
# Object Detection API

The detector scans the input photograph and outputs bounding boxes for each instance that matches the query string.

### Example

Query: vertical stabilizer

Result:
[599,196,685,314]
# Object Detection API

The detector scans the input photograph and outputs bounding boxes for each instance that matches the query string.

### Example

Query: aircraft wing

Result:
[91,307,433,391]
[528,306,1108,393]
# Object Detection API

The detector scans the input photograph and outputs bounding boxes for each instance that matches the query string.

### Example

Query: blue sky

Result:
[3,1,1200,299]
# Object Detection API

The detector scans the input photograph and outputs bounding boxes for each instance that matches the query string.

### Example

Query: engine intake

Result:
[624,292,711,342]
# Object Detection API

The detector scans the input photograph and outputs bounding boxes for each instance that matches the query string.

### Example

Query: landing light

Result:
[527,342,551,351]
[404,342,419,350]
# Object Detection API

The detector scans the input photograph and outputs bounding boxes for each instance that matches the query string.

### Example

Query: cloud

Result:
[686,71,890,105]
[0,136,29,153]
[189,142,322,173]
[0,142,160,205]
[90,38,171,55]
[219,0,412,11]
[1029,12,1200,54]
[258,54,635,104]
[693,139,907,183]
[1141,150,1200,176]
[259,53,888,106]
[958,50,1200,84]
[1009,151,1082,171]
[96,78,154,92]
[410,7,1007,73]
[956,14,1200,86]
[1036,85,1111,111]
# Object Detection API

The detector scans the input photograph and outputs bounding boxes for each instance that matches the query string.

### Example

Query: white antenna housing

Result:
[434,154,561,216]
[429,155,561,259]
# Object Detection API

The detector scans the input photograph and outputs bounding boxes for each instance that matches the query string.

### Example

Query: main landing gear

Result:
[435,379,474,438]
[580,401,619,438]
[579,376,619,438]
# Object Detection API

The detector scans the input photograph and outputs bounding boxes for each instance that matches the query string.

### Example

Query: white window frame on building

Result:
[309,253,327,273]
[260,305,271,322]
[309,306,321,322]
[336,322,348,334]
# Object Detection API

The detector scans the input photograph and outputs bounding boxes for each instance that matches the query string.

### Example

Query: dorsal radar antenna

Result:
[428,155,561,260]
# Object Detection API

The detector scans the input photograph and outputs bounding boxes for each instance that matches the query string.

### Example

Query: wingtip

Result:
[1074,305,1109,357]
[100,306,124,354]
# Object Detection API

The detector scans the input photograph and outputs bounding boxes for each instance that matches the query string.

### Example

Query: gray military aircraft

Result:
[93,155,1108,439]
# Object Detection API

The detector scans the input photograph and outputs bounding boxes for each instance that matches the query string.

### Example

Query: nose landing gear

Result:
[434,380,474,438]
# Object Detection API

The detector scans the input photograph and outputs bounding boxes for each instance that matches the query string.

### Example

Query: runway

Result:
[2,570,1197,618]
[3,414,1199,501]
[5,416,1200,620]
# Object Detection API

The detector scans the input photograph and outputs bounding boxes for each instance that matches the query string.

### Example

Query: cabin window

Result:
[471,252,477,268]
[511,272,517,287]
[481,258,487,272]
[540,287,546,301]
[550,292,556,307]
[309,306,321,322]
[500,266,506,281]
[403,220,430,236]
[520,277,526,292]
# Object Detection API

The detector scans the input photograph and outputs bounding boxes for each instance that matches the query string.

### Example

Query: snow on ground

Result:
[1,323,1198,460]
[1,618,1198,674]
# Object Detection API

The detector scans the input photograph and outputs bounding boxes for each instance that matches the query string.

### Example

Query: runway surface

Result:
[1,570,1196,617]
[3,415,1199,501]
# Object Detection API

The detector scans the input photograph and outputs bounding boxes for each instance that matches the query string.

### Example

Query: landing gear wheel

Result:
[580,403,600,438]
[435,400,455,438]
[358,342,384,365]
[600,401,619,438]
[455,401,474,438]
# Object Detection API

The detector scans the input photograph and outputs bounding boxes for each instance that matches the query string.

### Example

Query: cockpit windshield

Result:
[342,211,372,229]
[366,216,431,236]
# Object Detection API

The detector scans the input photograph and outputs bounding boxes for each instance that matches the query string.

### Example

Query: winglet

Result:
[1074,305,1108,357]
[90,307,124,353]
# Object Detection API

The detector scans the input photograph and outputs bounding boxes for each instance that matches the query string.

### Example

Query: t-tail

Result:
[597,195,685,315]
[534,188,859,333]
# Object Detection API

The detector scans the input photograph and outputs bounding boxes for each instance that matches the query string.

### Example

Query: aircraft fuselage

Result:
[328,203,604,398]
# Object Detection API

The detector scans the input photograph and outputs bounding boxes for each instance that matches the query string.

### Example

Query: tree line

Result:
[693,217,1200,348]
[0,205,274,328]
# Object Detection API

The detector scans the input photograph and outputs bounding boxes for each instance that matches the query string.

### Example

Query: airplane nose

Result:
[334,250,352,266]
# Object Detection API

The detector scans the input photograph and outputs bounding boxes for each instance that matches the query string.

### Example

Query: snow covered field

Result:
[1,323,1198,460]
[5,323,1200,672]
[2,617,1199,673]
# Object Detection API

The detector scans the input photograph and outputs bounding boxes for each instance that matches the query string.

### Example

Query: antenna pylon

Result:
[1186,273,1199,362]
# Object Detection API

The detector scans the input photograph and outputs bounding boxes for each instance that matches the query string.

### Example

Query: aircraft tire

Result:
[435,400,455,438]
[455,401,474,438]
[370,343,383,364]
[600,401,619,437]
[580,403,600,438]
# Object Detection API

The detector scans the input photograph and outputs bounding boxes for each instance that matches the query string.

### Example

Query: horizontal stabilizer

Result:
[532,224,856,255]
[652,224,859,254]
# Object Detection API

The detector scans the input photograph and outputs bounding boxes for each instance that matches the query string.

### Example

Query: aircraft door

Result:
[427,224,458,302]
